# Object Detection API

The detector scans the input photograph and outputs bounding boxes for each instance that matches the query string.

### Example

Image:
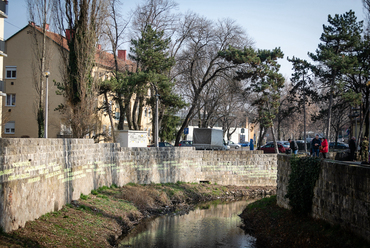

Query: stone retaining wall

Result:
[0,138,277,232]
[277,154,370,242]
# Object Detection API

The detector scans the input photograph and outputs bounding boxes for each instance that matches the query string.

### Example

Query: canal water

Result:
[119,198,258,248]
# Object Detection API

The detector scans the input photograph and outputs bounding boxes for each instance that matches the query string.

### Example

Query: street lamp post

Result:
[44,71,50,138]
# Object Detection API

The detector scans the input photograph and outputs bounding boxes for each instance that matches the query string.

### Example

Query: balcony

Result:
[0,1,7,18]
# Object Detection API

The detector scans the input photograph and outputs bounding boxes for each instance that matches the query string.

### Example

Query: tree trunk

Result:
[124,98,133,130]
[271,124,279,153]
[117,93,125,130]
[326,75,335,141]
[137,96,144,130]
[104,91,115,142]
[365,88,369,138]
[303,83,307,153]
[132,96,139,130]
[175,91,201,146]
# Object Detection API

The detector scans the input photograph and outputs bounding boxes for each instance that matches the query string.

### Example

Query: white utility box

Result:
[116,130,148,147]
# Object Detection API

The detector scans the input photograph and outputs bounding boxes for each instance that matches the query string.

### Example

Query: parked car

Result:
[227,140,240,149]
[329,142,349,149]
[260,142,291,153]
[177,140,193,147]
[239,142,250,147]
[148,142,173,147]
[278,141,290,148]
[267,141,290,148]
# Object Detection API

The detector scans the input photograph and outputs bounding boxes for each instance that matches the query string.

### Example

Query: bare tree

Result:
[131,0,178,36]
[104,0,132,131]
[174,17,252,145]
[27,0,53,137]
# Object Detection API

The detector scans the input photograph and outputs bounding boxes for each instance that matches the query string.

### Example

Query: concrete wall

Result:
[0,138,277,232]
[277,154,370,242]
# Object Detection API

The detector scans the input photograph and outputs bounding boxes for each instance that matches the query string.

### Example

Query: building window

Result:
[4,121,15,134]
[6,94,15,106]
[5,66,16,79]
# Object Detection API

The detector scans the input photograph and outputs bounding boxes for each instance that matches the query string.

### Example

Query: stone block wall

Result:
[277,154,370,242]
[0,138,277,232]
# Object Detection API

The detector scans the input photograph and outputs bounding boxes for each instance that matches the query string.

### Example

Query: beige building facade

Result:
[0,0,8,136]
[2,23,153,141]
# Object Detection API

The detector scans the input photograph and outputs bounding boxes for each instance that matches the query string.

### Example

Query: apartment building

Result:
[2,22,152,140]
[0,0,7,136]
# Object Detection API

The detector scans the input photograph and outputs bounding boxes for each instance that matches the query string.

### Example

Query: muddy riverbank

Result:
[0,182,275,248]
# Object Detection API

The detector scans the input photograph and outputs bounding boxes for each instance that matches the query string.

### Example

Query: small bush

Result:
[98,186,110,192]
[91,190,98,195]
[110,184,118,189]
[80,193,89,200]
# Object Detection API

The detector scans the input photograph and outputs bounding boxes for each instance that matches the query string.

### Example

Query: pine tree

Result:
[308,10,363,140]
[220,46,285,151]
[128,25,185,142]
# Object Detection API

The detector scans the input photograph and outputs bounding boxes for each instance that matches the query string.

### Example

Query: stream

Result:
[119,198,259,248]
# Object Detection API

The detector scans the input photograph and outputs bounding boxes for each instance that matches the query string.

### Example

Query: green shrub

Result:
[97,186,109,192]
[80,193,89,200]
[285,156,321,215]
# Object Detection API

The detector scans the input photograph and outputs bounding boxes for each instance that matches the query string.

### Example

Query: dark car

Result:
[239,142,250,147]
[148,142,173,147]
[260,142,290,153]
[329,142,349,149]
[178,140,193,147]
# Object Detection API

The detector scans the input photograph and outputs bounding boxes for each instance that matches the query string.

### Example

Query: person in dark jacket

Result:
[288,139,298,155]
[311,135,321,157]
[349,137,356,161]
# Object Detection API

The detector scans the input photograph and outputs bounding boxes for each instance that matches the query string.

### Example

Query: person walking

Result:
[311,135,321,157]
[320,137,328,159]
[349,137,356,161]
[288,139,298,155]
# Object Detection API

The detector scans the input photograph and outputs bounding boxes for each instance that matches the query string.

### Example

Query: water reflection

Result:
[119,198,258,248]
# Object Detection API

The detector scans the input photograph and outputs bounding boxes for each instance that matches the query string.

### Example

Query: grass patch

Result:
[126,182,138,186]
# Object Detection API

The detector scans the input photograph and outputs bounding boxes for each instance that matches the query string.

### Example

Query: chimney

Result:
[45,23,49,31]
[97,44,101,50]
[65,29,74,42]
[118,50,127,61]
[29,21,35,26]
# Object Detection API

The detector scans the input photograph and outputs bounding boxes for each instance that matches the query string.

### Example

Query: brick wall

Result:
[0,138,277,232]
[277,154,370,242]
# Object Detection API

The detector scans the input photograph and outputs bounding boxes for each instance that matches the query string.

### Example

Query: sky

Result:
[4,0,366,78]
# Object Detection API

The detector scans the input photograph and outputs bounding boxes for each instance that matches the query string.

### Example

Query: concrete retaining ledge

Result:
[0,138,277,232]
[277,154,370,242]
